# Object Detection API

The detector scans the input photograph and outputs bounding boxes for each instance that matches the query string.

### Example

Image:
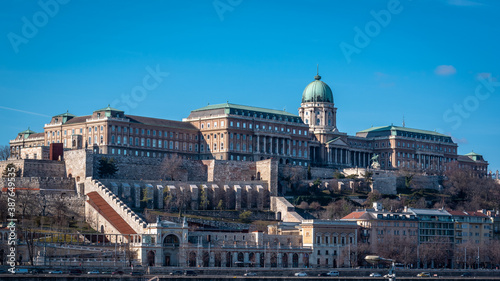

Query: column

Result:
[263,137,266,154]
[256,252,261,268]
[341,149,344,164]
[278,251,282,267]
[233,252,238,267]
[244,252,249,264]
[335,148,338,164]
[275,138,279,154]
[281,138,285,155]
[288,253,293,268]
[299,253,304,267]
[222,251,227,267]
[210,252,215,267]
[256,136,260,153]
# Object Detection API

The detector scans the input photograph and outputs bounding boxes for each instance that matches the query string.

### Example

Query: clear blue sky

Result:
[1,0,499,172]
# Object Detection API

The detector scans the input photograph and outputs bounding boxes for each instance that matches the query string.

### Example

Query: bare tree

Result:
[279,165,304,194]
[0,145,10,160]
[318,199,356,220]
[160,154,185,181]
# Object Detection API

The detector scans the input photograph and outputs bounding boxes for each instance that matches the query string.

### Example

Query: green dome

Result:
[301,75,333,103]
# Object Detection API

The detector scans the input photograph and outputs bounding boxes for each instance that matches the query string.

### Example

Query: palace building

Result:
[9,73,489,176]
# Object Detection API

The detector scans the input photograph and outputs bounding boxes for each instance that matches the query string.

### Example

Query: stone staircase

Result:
[85,177,147,234]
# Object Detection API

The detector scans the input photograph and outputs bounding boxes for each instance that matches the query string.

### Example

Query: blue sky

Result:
[1,0,499,172]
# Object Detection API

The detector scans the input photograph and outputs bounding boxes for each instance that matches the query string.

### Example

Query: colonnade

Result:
[325,147,373,168]
[256,135,303,157]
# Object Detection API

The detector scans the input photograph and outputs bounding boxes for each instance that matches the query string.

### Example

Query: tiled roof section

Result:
[358,125,450,138]
[458,155,487,163]
[126,115,198,130]
[191,103,299,117]
[448,210,489,217]
[341,211,367,220]
[86,192,136,234]
[27,133,44,139]
[408,208,452,216]
[63,115,91,125]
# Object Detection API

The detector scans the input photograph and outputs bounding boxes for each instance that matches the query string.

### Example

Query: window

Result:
[141,138,145,146]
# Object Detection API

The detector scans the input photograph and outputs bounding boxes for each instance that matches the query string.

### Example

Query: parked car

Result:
[14,269,29,274]
[130,271,144,276]
[326,271,339,276]
[184,270,197,276]
[244,272,257,276]
[170,270,183,275]
[112,270,124,275]
[70,269,83,275]
[417,272,431,277]
[294,272,307,277]
[370,272,382,277]
[49,270,64,274]
[318,272,329,276]
[87,270,100,274]
[30,268,44,274]
[461,272,472,277]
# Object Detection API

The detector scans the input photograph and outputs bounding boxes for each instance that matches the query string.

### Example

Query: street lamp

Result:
[365,255,396,281]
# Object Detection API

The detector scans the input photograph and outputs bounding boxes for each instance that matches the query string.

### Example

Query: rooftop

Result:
[358,125,450,138]
[191,102,299,117]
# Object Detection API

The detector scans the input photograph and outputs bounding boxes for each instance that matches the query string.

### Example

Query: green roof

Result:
[93,105,124,113]
[302,75,333,103]
[358,125,450,138]
[19,128,36,134]
[19,127,36,139]
[53,112,76,118]
[465,151,482,156]
[192,102,299,117]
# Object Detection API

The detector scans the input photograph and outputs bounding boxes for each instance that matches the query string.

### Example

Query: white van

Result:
[327,271,339,276]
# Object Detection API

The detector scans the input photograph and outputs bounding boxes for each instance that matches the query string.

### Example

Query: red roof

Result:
[448,210,489,217]
[87,192,137,234]
[341,211,367,220]
[1,187,40,192]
